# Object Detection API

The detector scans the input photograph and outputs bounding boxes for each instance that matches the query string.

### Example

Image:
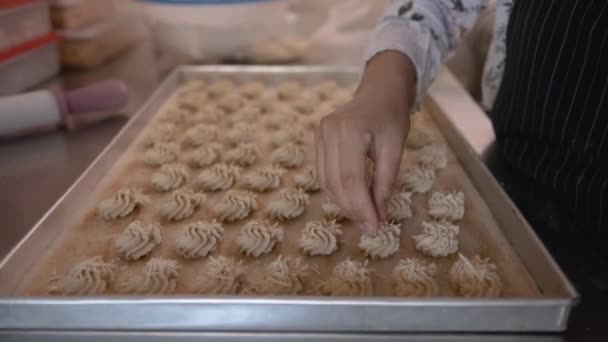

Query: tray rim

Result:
[0,65,578,332]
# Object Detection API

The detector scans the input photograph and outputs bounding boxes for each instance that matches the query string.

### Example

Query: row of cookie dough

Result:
[49,253,501,298]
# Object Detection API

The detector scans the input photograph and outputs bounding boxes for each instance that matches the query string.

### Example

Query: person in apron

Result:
[316,0,608,235]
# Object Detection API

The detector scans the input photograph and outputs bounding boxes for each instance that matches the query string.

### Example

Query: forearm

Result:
[358,51,417,109]
[366,0,487,105]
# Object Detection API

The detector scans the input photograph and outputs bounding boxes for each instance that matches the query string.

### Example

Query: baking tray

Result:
[0,65,577,332]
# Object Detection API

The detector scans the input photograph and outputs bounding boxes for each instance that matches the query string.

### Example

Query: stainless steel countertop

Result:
[1,25,607,342]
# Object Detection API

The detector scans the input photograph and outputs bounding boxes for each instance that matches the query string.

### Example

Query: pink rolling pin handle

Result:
[53,80,129,130]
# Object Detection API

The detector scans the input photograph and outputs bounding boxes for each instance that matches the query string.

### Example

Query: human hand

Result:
[315,51,416,234]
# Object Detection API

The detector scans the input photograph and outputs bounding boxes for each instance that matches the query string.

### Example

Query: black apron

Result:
[491,0,608,228]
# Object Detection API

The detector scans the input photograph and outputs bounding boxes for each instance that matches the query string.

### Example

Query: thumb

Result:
[372,133,405,221]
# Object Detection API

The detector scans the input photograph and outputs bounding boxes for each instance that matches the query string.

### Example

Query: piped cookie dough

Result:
[142,123,175,146]
[358,222,401,260]
[399,165,436,193]
[405,127,433,149]
[162,188,206,221]
[413,220,460,257]
[214,190,258,222]
[194,256,245,294]
[236,219,284,257]
[449,254,503,297]
[271,143,305,168]
[242,165,286,192]
[323,258,372,296]
[176,220,224,259]
[198,163,241,191]
[114,220,162,261]
[268,188,310,221]
[189,143,222,168]
[428,191,465,221]
[391,258,439,297]
[386,190,413,221]
[226,123,256,145]
[122,257,180,295]
[151,163,190,192]
[298,219,343,256]
[321,198,346,221]
[294,166,320,192]
[248,256,309,295]
[98,187,149,220]
[224,142,259,167]
[185,124,218,146]
[143,142,179,166]
[271,127,305,146]
[419,144,448,169]
[48,256,116,295]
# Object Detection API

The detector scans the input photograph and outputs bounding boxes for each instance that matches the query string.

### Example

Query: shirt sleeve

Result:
[365,0,488,106]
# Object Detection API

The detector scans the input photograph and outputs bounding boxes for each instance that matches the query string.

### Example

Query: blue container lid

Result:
[142,0,274,4]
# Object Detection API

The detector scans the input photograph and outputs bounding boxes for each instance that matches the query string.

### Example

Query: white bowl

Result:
[141,0,289,61]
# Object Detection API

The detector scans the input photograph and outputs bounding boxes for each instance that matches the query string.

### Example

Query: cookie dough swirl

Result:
[226,123,256,145]
[98,187,150,220]
[229,106,261,125]
[188,105,224,124]
[162,188,206,221]
[207,79,235,98]
[294,166,320,192]
[240,81,266,99]
[176,220,224,259]
[277,80,302,101]
[195,256,245,294]
[225,143,259,167]
[323,259,373,296]
[268,188,310,221]
[399,165,436,193]
[428,191,465,221]
[143,142,179,166]
[321,198,346,221]
[190,143,222,168]
[142,123,175,146]
[122,257,180,295]
[313,80,338,100]
[48,256,116,295]
[198,163,241,191]
[292,92,318,114]
[236,219,284,257]
[242,165,286,192]
[271,143,305,168]
[358,222,401,260]
[386,191,413,221]
[272,127,305,146]
[114,221,162,261]
[419,144,448,169]
[214,190,258,222]
[262,112,299,130]
[449,254,503,297]
[413,220,460,257]
[392,258,439,297]
[405,127,433,149]
[151,163,190,192]
[249,256,308,295]
[185,124,218,146]
[217,93,244,113]
[298,219,343,256]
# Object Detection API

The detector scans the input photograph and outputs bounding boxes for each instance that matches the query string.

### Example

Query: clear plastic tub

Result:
[58,18,136,68]
[0,33,60,96]
[50,0,114,29]
[141,0,291,61]
[0,0,52,52]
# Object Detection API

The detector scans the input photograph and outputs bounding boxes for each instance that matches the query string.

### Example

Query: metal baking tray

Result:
[0,65,578,333]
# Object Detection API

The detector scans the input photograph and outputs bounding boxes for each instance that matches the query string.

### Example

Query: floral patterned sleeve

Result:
[366,0,487,106]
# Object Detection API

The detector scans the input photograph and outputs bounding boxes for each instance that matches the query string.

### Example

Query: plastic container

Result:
[141,0,290,61]
[0,0,52,52]
[50,0,114,29]
[0,33,60,96]
[58,18,136,68]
